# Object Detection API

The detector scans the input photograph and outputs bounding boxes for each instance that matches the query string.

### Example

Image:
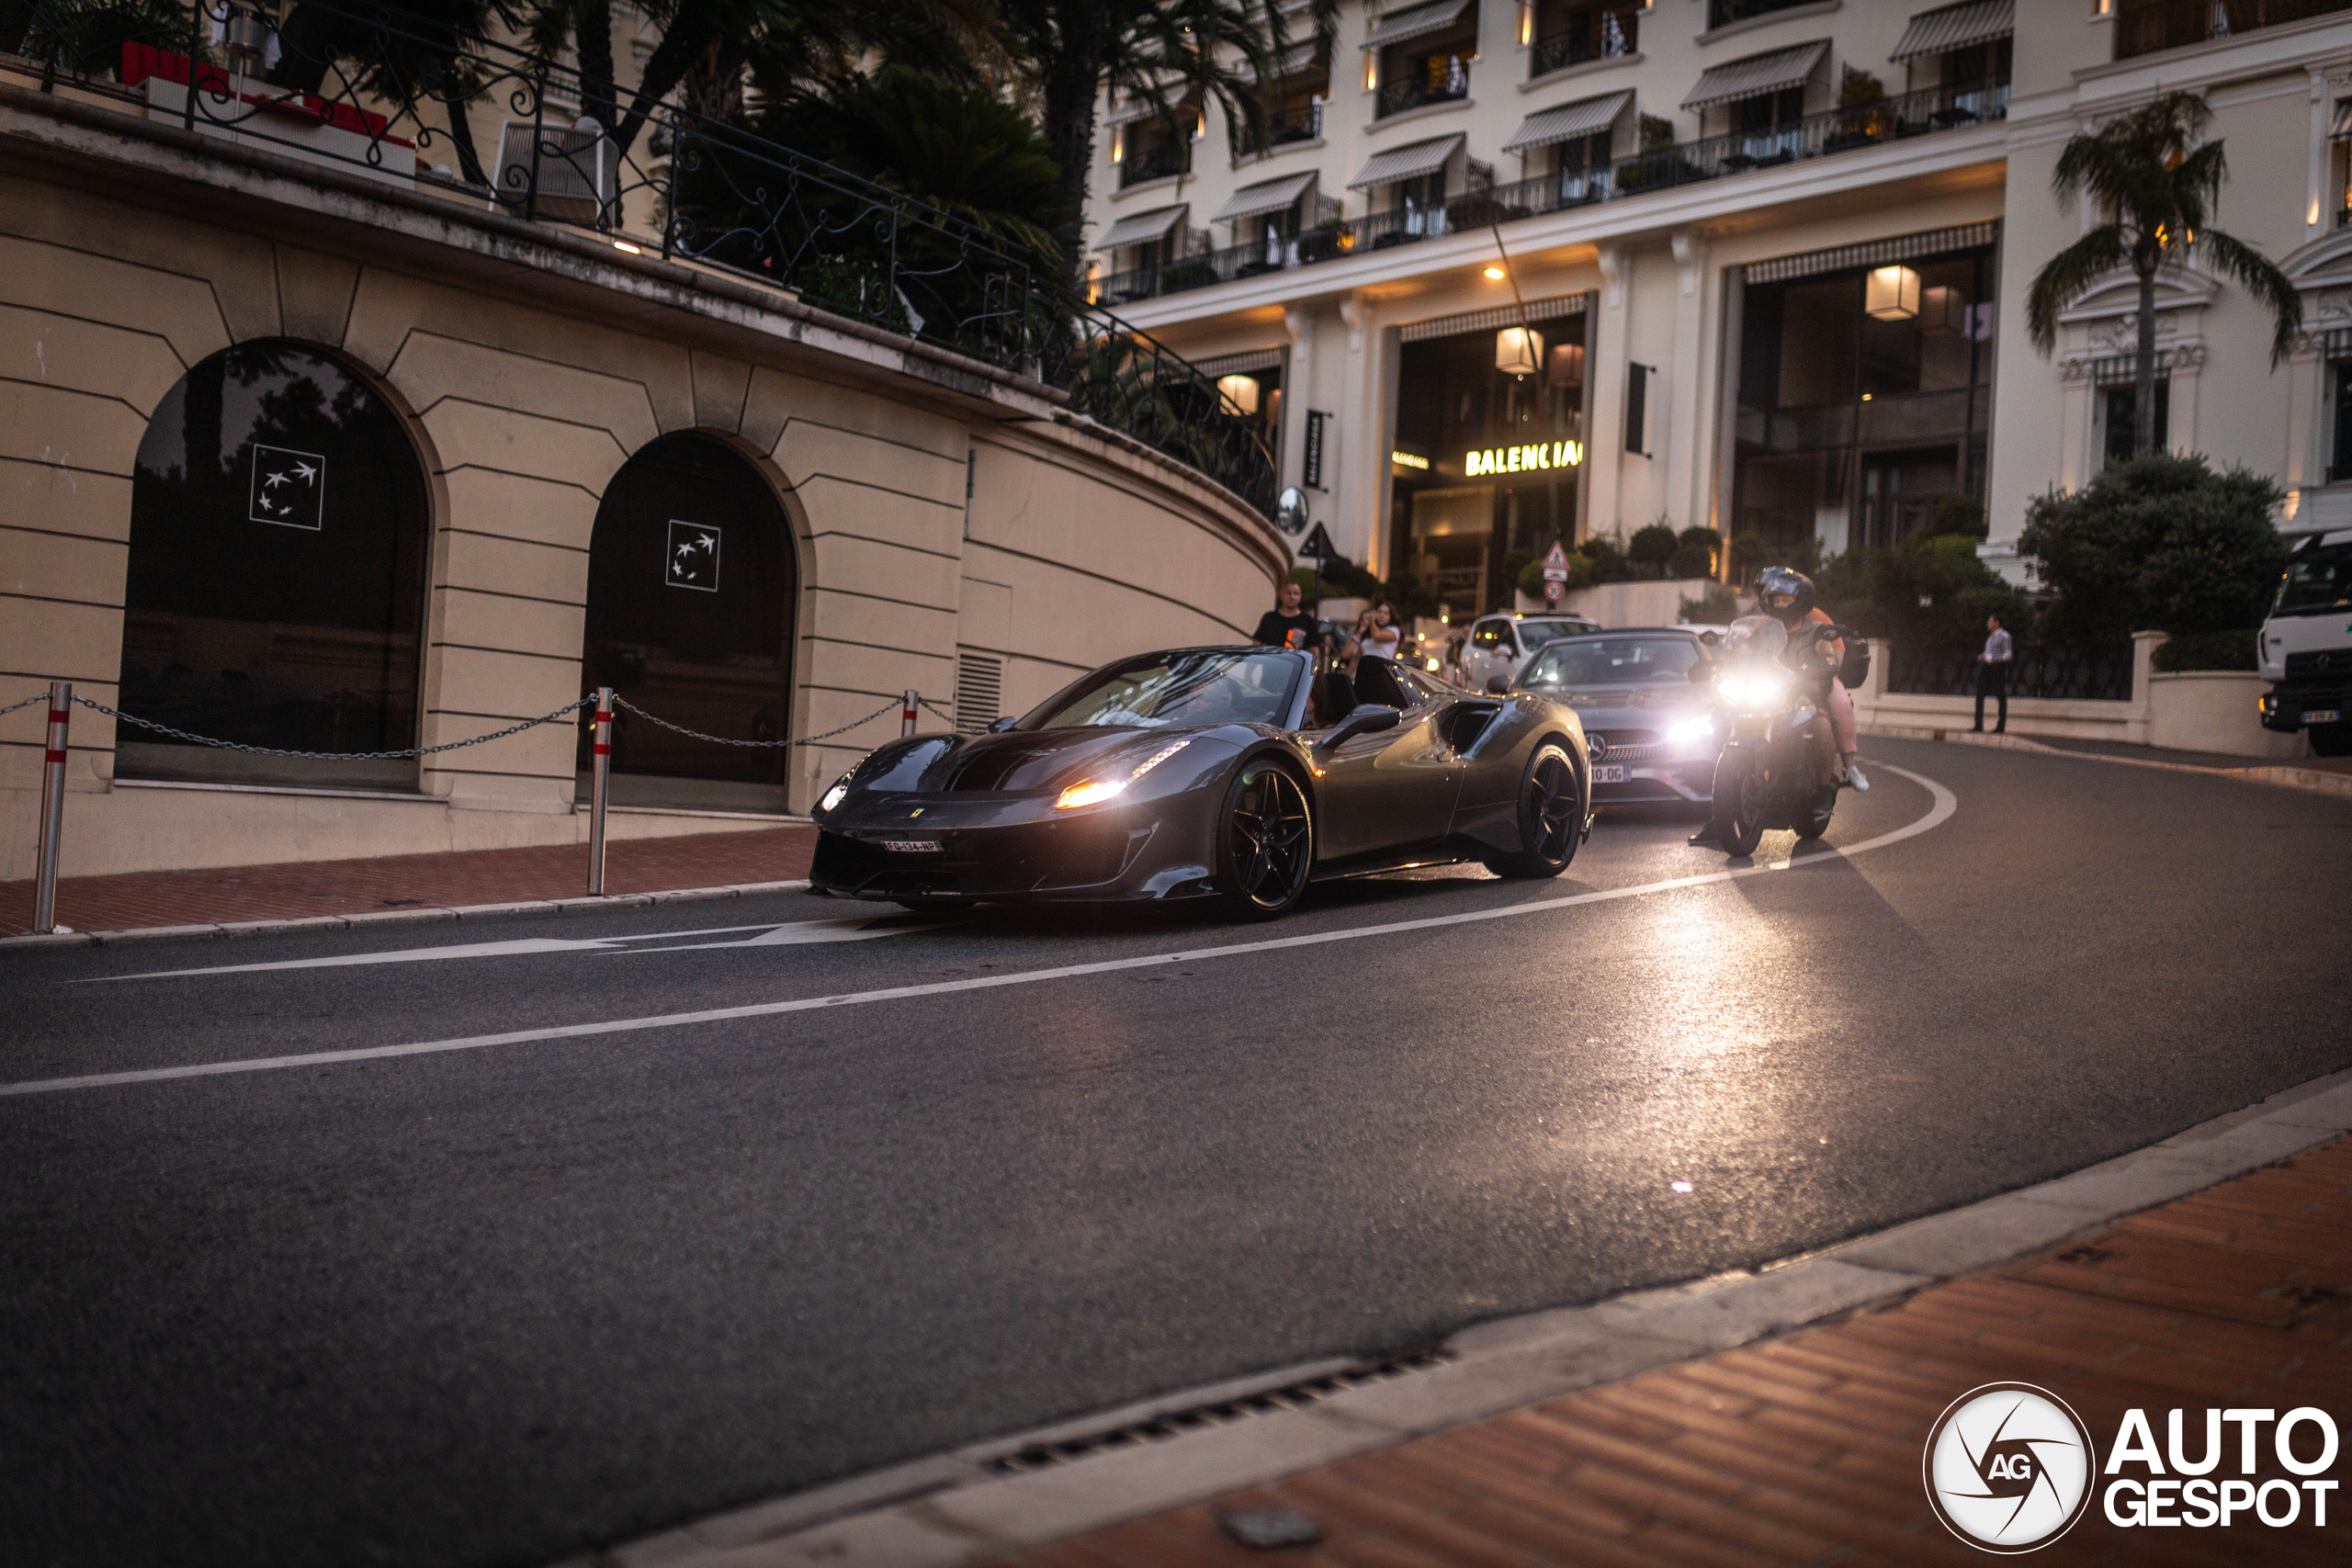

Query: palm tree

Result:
[2027,91,2300,460]
[994,0,1339,291]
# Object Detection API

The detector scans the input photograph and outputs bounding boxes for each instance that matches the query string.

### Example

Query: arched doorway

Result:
[579,433,797,812]
[121,342,430,789]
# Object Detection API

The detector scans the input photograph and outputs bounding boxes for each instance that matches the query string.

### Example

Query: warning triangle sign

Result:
[1298,522,1337,560]
[1543,540,1569,571]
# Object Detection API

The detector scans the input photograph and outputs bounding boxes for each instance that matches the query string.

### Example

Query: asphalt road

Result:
[3,738,2348,1568]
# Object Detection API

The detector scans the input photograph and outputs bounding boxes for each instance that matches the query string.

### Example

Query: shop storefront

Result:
[1730,222,1999,557]
[1387,296,1592,620]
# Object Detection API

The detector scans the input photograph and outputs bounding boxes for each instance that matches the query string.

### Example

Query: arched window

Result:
[580,433,797,812]
[122,343,430,789]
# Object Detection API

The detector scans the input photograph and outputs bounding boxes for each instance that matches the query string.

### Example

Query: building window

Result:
[1732,243,1998,559]
[1529,2,1639,78]
[2333,359,2352,482]
[2100,379,2169,467]
[1708,0,1819,28]
[1376,25,1476,119]
[1555,130,1613,203]
[1266,59,1329,143]
[1390,310,1591,621]
[1117,111,1193,187]
[580,432,797,813]
[120,342,429,789]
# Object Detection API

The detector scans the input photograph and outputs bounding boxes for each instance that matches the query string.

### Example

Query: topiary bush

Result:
[2152,628,2258,671]
[2019,453,2287,641]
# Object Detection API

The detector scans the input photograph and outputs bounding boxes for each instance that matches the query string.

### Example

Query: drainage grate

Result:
[984,1350,1454,1475]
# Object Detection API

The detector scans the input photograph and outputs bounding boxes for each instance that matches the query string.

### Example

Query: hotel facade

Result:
[1086,0,2352,618]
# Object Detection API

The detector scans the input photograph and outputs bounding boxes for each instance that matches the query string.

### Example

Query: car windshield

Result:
[2275,540,2352,616]
[1522,637,1701,690]
[1024,650,1302,730]
[1516,619,1594,651]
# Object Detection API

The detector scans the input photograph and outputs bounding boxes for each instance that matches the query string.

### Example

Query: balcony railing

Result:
[1375,62,1471,118]
[1708,0,1823,27]
[1117,142,1192,187]
[1101,77,2007,306]
[0,0,1274,517]
[2115,0,2352,59]
[1530,7,1641,77]
[1268,98,1326,144]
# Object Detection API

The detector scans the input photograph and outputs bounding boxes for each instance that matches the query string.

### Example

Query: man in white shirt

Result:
[1974,614,2013,733]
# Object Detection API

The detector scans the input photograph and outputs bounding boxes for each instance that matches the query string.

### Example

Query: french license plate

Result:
[1592,764,1629,784]
[2306,709,2342,724]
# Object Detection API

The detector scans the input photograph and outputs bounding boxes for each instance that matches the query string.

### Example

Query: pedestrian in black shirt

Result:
[1252,580,1320,650]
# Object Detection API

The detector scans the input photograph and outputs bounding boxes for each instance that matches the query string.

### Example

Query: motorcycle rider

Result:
[1688,566,1865,848]
[1755,566,1868,792]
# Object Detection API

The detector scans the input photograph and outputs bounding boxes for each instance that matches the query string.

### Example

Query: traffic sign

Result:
[1542,540,1569,581]
[1543,580,1565,604]
[1298,522,1337,561]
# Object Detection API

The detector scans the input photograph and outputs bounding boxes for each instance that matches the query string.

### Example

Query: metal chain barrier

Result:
[917,697,962,727]
[71,694,594,759]
[0,692,51,718]
[610,694,903,748]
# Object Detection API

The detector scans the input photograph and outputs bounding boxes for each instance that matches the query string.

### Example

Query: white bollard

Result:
[32,680,70,934]
[902,689,919,738]
[587,686,613,897]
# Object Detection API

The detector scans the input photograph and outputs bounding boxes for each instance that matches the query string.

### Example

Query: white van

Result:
[1462,612,1600,693]
[2256,527,2352,756]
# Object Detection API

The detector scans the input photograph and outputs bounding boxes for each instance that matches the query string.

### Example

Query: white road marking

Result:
[90,919,935,983]
[3,766,1955,1099]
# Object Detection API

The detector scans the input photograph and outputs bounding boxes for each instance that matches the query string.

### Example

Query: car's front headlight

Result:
[1054,739,1192,810]
[818,776,851,812]
[1666,715,1715,750]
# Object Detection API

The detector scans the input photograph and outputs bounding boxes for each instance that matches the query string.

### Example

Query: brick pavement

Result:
[993,1138,2352,1568]
[0,826,818,937]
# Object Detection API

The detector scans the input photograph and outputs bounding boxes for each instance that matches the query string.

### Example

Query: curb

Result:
[573,1066,2352,1568]
[0,880,814,952]
[1862,723,2352,797]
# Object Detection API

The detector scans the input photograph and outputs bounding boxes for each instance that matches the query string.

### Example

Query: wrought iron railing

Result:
[1374,63,1470,118]
[1117,141,1191,187]
[2115,0,2352,60]
[1888,644,2135,703]
[1267,97,1324,144]
[1530,7,1640,77]
[1708,0,1822,26]
[1100,77,2007,306]
[0,0,1274,517]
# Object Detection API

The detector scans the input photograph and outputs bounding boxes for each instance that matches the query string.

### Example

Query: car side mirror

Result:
[988,715,1017,733]
[1485,675,1510,695]
[1317,703,1402,751]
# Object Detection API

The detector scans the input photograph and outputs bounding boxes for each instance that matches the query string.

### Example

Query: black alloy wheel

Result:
[1709,748,1768,858]
[1216,760,1313,919]
[1488,742,1581,878]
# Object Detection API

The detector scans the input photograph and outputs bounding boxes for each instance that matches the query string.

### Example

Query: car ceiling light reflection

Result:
[1669,1180,1694,1193]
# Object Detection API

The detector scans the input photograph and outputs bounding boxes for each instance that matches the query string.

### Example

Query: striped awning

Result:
[1105,96,1179,126]
[1096,205,1189,250]
[1889,0,2014,63]
[1348,132,1464,189]
[1502,90,1634,154]
[1269,39,1323,76]
[1363,0,1476,51]
[2332,99,2352,140]
[1681,39,1829,112]
[1213,172,1317,224]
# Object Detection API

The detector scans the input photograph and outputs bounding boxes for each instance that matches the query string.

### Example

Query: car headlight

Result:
[1713,671,1790,710]
[1666,715,1714,750]
[818,776,851,812]
[1054,739,1192,810]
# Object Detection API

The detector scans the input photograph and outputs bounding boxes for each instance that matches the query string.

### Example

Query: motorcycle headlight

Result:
[1666,716,1715,750]
[1714,671,1790,710]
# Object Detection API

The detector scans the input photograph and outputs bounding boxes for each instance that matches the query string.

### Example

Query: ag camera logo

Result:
[1923,1383,2096,1552]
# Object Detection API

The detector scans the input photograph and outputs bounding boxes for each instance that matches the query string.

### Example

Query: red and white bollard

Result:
[586,686,613,897]
[32,680,71,934]
[901,689,919,738]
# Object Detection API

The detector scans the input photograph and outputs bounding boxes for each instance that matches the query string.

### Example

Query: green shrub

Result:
[1679,583,1739,624]
[2152,628,2258,671]
[1516,550,1594,598]
[2019,453,2287,640]
[1628,523,1679,575]
[1931,493,1987,538]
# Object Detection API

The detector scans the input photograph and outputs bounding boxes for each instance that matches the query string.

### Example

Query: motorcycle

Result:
[1702,615,1864,856]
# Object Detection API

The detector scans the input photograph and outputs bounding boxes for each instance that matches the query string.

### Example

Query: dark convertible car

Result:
[808,647,1592,919]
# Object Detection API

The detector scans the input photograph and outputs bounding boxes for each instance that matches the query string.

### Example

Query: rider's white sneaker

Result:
[1846,763,1871,792]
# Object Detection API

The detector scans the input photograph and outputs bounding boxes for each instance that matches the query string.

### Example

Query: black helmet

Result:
[1753,566,1815,627]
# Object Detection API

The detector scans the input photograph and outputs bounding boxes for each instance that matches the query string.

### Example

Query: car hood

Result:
[1544,684,1707,718]
[919,727,1235,794]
